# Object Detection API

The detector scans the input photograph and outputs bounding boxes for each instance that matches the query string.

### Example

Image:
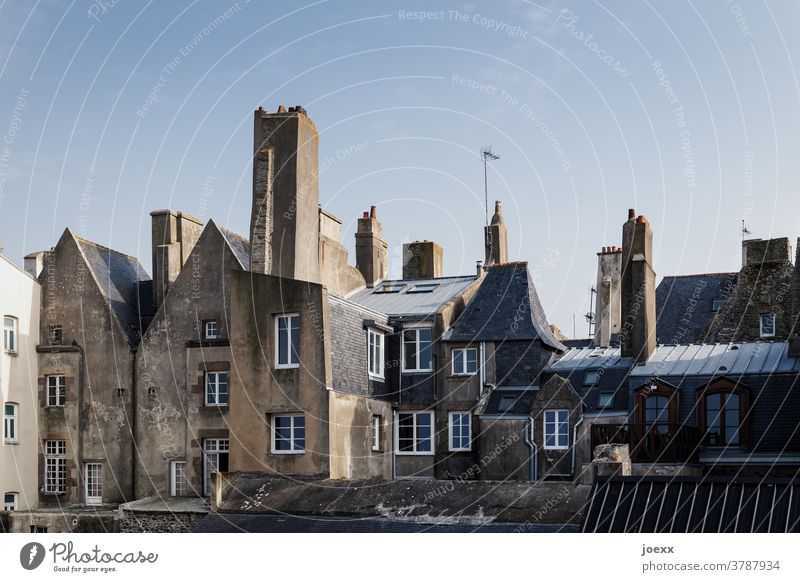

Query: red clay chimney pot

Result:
[370,205,377,219]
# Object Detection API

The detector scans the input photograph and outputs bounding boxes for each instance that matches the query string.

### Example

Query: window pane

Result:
[398,414,414,451]
[403,331,417,369]
[290,316,300,364]
[418,329,432,370]
[278,320,288,364]
[466,349,477,373]
[453,350,464,373]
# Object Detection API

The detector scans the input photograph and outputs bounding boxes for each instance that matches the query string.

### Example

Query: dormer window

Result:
[204,320,218,340]
[407,283,438,294]
[375,283,405,294]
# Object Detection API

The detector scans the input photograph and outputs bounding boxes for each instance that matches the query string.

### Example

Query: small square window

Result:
[148,386,157,399]
[204,321,218,340]
[272,414,305,453]
[760,314,776,338]
[711,299,726,312]
[452,348,478,375]
[49,325,63,345]
[584,369,600,386]
[4,492,17,511]
[597,392,615,407]
[115,388,126,398]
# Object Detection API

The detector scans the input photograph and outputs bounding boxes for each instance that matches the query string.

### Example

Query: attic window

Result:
[712,299,726,312]
[584,369,600,386]
[497,395,516,413]
[597,392,614,407]
[407,284,438,294]
[375,284,405,294]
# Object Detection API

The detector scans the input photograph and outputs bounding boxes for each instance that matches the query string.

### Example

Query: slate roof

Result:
[75,235,153,346]
[218,225,250,269]
[655,272,737,344]
[347,275,477,319]
[442,262,565,350]
[583,476,800,533]
[544,347,633,412]
[548,342,799,378]
[194,513,578,533]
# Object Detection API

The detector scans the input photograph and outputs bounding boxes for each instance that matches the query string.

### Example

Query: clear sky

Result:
[1,0,799,336]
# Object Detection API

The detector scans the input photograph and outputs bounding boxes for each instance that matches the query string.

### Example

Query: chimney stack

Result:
[403,240,443,280]
[484,200,508,266]
[620,210,656,363]
[355,205,389,287]
[150,210,203,308]
[23,251,46,280]
[249,105,320,283]
[594,246,622,347]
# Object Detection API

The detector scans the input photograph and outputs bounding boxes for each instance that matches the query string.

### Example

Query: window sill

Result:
[3,440,19,445]
[543,447,569,451]
[395,451,434,456]
[274,364,300,370]
[368,374,385,382]
[203,405,229,410]
[4,350,18,357]
[448,448,471,453]
[449,373,477,378]
[271,450,305,455]
[402,369,433,374]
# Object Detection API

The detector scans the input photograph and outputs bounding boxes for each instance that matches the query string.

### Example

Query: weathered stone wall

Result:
[136,223,242,499]
[532,375,583,477]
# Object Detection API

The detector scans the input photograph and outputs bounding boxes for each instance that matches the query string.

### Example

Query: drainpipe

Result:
[524,417,538,481]
[131,348,137,501]
[392,409,397,481]
[72,341,85,504]
[479,342,486,390]
[571,415,584,479]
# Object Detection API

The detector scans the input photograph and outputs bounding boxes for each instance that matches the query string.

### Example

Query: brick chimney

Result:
[150,210,203,308]
[355,205,388,287]
[594,245,622,347]
[484,200,508,266]
[249,105,320,283]
[620,209,656,363]
[403,240,443,280]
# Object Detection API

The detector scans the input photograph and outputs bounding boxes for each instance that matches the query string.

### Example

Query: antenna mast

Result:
[481,146,500,226]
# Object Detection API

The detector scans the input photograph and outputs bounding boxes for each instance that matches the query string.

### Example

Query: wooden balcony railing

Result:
[591,423,700,463]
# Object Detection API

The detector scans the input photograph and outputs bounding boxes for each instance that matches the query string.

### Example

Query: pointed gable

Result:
[443,261,565,351]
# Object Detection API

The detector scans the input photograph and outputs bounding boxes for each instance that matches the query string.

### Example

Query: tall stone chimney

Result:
[620,209,656,363]
[355,205,388,287]
[150,209,203,308]
[593,246,622,347]
[484,200,508,266]
[403,240,443,280]
[249,105,320,283]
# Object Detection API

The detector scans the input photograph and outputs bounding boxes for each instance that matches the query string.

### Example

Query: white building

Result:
[1,250,40,513]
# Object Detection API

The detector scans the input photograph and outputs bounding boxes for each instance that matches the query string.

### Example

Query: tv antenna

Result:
[481,146,500,225]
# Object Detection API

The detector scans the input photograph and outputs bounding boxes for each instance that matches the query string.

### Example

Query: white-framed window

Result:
[202,438,229,496]
[49,325,63,345]
[3,316,17,353]
[4,492,17,511]
[402,327,432,372]
[170,460,187,496]
[85,463,102,506]
[371,415,382,451]
[47,375,66,407]
[205,372,229,406]
[396,411,434,454]
[275,313,300,368]
[584,369,600,386]
[4,403,18,443]
[543,410,569,450]
[44,440,67,494]
[760,313,776,338]
[204,320,218,339]
[368,329,384,379]
[451,348,477,375]
[272,414,305,454]
[448,412,471,451]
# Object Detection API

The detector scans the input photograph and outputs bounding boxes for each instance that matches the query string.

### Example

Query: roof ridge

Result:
[661,271,737,279]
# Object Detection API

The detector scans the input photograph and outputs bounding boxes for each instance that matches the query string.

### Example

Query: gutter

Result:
[524,417,537,481]
[73,341,85,504]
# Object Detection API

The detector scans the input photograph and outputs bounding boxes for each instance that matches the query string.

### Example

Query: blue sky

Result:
[1,0,799,336]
